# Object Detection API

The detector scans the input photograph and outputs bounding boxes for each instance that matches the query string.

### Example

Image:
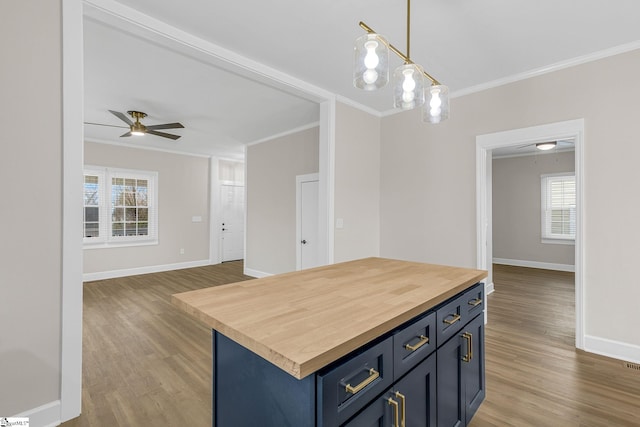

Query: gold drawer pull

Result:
[395,391,406,427]
[345,368,379,394]
[388,396,400,427]
[462,332,473,363]
[468,298,482,307]
[404,335,429,352]
[443,313,461,325]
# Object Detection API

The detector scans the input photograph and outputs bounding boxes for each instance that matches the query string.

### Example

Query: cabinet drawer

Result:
[393,311,436,380]
[437,292,467,344]
[317,337,393,426]
[464,283,484,320]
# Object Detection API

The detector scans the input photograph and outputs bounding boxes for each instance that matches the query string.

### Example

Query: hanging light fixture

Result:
[353,0,450,123]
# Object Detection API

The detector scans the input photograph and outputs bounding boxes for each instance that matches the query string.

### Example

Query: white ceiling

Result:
[83,0,640,158]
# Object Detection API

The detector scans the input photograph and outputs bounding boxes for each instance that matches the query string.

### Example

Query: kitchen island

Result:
[173,257,487,426]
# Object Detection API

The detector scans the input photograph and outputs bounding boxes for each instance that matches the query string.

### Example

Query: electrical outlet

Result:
[180,248,185,255]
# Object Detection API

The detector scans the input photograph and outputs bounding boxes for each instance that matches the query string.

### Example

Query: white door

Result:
[221,184,245,262]
[297,174,319,270]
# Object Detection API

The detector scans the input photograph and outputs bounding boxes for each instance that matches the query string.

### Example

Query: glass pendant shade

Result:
[353,34,389,91]
[423,84,450,123]
[393,63,425,110]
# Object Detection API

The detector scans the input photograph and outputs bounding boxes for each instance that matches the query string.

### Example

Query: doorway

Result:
[296,173,320,270]
[475,119,584,349]
[220,184,245,262]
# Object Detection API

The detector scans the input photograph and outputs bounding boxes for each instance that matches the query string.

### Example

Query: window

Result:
[541,173,575,243]
[83,167,158,247]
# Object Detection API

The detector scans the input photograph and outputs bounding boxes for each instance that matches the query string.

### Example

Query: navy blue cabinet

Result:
[344,352,437,426]
[436,290,486,427]
[211,283,484,427]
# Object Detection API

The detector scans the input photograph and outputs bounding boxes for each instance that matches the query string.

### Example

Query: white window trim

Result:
[541,172,575,245]
[83,166,159,249]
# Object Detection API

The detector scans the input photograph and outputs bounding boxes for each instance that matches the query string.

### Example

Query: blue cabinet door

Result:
[437,332,465,427]
[463,314,485,421]
[436,313,485,427]
[395,352,437,427]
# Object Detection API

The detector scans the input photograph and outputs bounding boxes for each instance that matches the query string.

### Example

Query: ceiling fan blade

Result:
[109,110,134,126]
[146,129,181,140]
[84,122,128,129]
[146,122,184,131]
[120,131,132,138]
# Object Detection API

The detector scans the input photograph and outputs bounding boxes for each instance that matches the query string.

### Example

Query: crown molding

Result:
[452,41,640,98]
[247,121,320,146]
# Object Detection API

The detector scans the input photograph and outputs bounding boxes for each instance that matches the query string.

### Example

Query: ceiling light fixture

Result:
[354,0,449,123]
[129,111,147,136]
[536,141,557,151]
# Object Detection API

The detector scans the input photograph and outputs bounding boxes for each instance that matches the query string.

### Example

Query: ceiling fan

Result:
[85,110,184,140]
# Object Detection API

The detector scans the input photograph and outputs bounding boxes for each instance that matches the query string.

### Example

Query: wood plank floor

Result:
[62,262,640,426]
[61,261,251,427]
[470,264,640,427]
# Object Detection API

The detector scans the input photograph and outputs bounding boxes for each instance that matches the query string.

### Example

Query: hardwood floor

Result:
[470,264,640,427]
[63,262,640,426]
[61,261,251,427]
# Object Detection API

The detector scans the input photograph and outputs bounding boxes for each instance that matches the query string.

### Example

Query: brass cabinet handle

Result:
[395,391,406,427]
[345,368,379,394]
[404,335,429,352]
[468,298,482,307]
[462,332,473,362]
[443,313,461,325]
[388,397,400,427]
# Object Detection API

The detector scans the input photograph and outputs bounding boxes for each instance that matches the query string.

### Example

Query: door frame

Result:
[475,119,585,349]
[296,173,319,270]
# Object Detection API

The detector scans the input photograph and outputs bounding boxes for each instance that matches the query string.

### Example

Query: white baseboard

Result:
[243,267,272,278]
[83,259,211,282]
[15,400,61,427]
[584,335,640,364]
[485,281,495,295]
[493,257,575,272]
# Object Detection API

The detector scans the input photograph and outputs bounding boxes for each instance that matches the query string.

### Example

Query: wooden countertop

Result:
[172,257,486,379]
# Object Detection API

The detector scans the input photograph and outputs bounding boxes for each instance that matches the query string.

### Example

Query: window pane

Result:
[112,222,124,236]
[125,207,137,221]
[138,222,148,236]
[112,207,124,221]
[84,223,99,238]
[125,192,136,206]
[125,179,136,192]
[137,188,148,206]
[125,223,137,236]
[138,208,148,221]
[85,206,99,222]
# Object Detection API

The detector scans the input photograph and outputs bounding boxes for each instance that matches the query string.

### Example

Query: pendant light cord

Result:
[406,0,411,61]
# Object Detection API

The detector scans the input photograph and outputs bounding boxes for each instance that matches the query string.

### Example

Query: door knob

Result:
[301,239,307,244]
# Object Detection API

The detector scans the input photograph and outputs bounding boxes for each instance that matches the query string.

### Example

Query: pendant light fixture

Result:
[353,0,450,123]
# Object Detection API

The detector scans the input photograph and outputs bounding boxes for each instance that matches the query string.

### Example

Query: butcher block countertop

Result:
[172,257,486,379]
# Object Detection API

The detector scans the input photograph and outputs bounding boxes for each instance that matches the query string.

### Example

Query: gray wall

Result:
[84,142,211,276]
[380,49,640,348]
[0,0,62,415]
[334,102,381,262]
[493,151,575,266]
[245,126,319,275]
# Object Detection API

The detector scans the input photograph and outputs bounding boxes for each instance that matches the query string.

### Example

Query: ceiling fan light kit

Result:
[353,0,450,123]
[107,109,184,140]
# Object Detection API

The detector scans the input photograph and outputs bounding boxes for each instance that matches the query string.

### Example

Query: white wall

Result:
[0,0,63,416]
[334,102,381,262]
[493,151,575,267]
[380,49,640,355]
[245,126,319,275]
[83,142,210,278]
